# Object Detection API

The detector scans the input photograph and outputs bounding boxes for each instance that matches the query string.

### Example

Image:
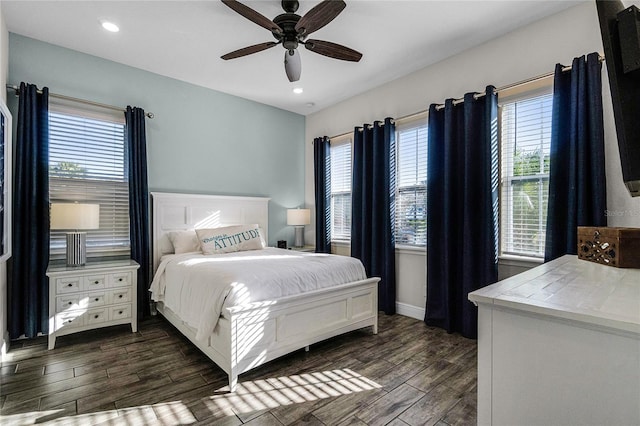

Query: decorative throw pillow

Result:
[167,230,201,254]
[196,224,265,255]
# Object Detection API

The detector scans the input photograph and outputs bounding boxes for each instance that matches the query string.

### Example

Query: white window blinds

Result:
[330,138,352,241]
[396,122,427,246]
[500,92,552,257]
[49,104,130,258]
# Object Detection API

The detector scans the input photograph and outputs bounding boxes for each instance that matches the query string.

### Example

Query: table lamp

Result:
[50,203,100,266]
[287,208,310,248]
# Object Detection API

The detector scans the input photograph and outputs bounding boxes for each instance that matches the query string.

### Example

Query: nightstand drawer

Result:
[110,304,131,321]
[110,288,131,304]
[56,277,82,294]
[87,308,108,325]
[56,295,81,312]
[87,291,107,308]
[85,275,107,290]
[109,272,132,288]
[55,311,84,331]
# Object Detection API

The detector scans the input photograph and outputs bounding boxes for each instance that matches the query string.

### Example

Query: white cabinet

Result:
[468,255,640,426]
[46,260,139,350]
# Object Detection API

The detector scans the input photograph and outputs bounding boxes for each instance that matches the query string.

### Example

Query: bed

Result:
[150,192,380,391]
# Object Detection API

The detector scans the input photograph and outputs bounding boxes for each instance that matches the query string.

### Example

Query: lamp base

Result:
[66,232,87,267]
[294,226,305,248]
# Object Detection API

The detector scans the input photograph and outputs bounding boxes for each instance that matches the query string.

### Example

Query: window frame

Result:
[329,134,353,243]
[498,81,553,259]
[48,99,130,260]
[394,118,428,248]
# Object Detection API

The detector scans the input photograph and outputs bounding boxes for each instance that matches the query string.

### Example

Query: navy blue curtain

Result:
[313,136,331,253]
[545,53,606,262]
[125,107,151,319]
[425,86,499,339]
[351,118,396,315]
[9,83,50,339]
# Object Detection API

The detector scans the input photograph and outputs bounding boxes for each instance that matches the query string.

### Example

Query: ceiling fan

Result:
[220,0,362,82]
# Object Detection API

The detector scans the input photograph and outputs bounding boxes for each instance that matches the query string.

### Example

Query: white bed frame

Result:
[151,192,379,391]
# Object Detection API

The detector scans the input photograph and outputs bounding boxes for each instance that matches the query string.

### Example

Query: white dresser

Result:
[469,255,640,426]
[47,260,139,350]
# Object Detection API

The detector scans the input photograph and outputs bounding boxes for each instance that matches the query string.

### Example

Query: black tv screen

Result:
[596,0,640,197]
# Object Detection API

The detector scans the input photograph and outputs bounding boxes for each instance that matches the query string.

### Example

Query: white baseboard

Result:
[1,330,9,362]
[396,302,425,321]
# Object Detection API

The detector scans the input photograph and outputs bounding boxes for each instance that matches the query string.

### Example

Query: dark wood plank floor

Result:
[0,314,477,425]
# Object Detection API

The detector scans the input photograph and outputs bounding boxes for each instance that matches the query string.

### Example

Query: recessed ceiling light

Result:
[306,102,315,108]
[293,87,303,94]
[100,20,120,33]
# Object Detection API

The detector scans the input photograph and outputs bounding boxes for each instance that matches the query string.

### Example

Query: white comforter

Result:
[149,247,368,340]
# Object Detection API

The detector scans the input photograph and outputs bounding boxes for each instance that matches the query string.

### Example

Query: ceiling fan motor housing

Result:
[273,13,302,50]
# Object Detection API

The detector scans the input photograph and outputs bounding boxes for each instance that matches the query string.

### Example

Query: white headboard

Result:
[151,192,270,272]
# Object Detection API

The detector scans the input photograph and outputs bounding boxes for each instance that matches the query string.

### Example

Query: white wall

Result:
[305,2,640,319]
[1,0,9,358]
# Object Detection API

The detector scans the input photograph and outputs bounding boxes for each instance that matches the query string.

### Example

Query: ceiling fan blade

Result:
[221,0,282,35]
[221,42,278,60]
[284,50,301,82]
[304,39,362,62]
[295,0,346,36]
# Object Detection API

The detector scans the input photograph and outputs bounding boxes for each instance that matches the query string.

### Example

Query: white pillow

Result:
[196,224,265,255]
[167,230,201,254]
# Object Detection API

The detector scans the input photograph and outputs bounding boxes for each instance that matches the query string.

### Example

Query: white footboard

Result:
[156,277,379,391]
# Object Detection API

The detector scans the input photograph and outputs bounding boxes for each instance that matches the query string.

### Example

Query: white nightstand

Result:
[46,260,139,350]
[290,246,316,253]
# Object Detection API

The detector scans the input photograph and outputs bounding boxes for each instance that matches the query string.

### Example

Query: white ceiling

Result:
[2,0,584,115]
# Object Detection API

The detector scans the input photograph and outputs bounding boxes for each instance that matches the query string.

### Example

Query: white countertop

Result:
[468,255,640,335]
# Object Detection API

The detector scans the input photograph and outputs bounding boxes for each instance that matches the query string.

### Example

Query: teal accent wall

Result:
[8,34,306,245]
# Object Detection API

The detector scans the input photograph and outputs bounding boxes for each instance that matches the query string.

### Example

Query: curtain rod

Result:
[325,54,605,140]
[5,84,155,119]
[433,54,605,111]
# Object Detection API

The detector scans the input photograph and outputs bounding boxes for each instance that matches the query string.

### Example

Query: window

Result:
[500,90,552,257]
[49,102,129,258]
[395,121,427,246]
[330,137,352,241]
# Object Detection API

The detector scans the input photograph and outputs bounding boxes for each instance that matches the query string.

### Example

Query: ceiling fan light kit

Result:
[221,0,362,82]
[284,50,302,82]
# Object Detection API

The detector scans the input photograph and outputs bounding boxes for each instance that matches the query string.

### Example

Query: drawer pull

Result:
[118,295,123,299]
[68,301,72,305]
[119,310,123,315]
[94,298,99,302]
[94,314,99,319]
[94,280,99,284]
[118,278,123,282]
[67,283,73,287]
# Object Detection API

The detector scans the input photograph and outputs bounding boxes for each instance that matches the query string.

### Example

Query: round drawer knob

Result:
[118,295,123,299]
[94,280,99,284]
[118,278,123,282]
[95,298,99,302]
[68,301,72,305]
[118,311,123,315]
[67,283,73,287]
[94,314,99,319]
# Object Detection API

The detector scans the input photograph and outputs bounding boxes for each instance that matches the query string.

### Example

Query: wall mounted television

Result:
[596,0,640,197]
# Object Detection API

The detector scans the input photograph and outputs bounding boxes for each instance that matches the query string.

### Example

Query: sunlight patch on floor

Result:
[0,369,380,425]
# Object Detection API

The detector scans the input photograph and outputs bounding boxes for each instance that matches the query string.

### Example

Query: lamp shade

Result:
[287,208,310,226]
[50,203,100,230]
